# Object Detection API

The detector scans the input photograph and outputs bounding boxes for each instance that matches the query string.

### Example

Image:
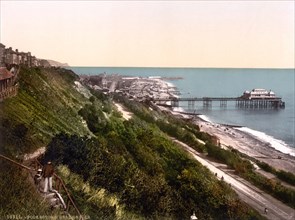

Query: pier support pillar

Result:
[171,100,179,108]
[188,100,195,110]
[220,100,227,107]
[203,100,212,108]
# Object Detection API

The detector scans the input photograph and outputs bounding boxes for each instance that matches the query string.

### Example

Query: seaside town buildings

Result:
[0,43,41,67]
[0,43,46,102]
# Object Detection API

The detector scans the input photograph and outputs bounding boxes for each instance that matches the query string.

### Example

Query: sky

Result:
[0,0,294,68]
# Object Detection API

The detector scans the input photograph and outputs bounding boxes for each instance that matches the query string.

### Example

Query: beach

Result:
[193,116,295,173]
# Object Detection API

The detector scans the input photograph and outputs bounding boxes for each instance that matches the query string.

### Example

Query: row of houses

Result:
[0,43,40,67]
[0,43,34,101]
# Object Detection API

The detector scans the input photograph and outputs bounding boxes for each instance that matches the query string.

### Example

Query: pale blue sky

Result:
[1,1,294,68]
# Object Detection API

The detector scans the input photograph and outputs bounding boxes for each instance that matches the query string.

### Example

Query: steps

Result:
[34,171,67,211]
[0,154,83,219]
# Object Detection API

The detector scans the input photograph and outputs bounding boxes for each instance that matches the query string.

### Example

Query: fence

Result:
[0,154,84,220]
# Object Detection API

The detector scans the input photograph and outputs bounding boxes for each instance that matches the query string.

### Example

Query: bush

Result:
[276,170,295,186]
[245,171,295,208]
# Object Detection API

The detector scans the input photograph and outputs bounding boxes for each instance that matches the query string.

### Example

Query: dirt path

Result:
[114,102,133,120]
[23,147,46,161]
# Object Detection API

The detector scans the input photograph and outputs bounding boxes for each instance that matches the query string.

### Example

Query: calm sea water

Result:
[69,67,295,155]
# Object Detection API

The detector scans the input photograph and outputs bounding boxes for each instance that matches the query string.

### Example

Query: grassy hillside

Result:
[0,66,91,156]
[43,90,263,219]
[0,66,264,219]
[0,66,92,217]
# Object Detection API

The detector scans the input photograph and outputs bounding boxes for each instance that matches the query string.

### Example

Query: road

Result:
[172,138,295,220]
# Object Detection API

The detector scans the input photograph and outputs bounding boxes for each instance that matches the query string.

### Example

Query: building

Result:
[0,43,42,67]
[0,67,19,101]
[0,43,5,67]
[0,43,51,101]
[31,56,39,66]
[243,89,277,100]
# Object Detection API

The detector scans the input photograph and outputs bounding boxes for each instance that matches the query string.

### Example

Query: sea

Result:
[69,67,295,156]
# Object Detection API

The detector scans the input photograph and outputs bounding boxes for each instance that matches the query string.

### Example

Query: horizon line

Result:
[67,66,295,70]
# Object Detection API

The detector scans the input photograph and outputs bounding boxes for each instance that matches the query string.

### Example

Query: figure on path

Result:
[34,168,42,186]
[264,207,268,215]
[42,161,54,193]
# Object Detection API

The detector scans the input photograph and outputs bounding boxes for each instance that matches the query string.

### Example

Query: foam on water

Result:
[198,115,213,124]
[165,81,179,98]
[172,107,186,112]
[166,81,175,88]
[236,127,295,157]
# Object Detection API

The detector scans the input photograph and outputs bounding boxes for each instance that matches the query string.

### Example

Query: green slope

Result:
[0,66,92,217]
[0,66,91,156]
[0,67,264,219]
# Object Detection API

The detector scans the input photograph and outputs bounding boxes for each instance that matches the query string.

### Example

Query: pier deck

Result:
[154,97,285,109]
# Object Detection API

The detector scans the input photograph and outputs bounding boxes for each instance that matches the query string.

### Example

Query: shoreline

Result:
[169,108,295,173]
[156,103,295,173]
[143,78,295,170]
[194,113,295,173]
[157,79,295,173]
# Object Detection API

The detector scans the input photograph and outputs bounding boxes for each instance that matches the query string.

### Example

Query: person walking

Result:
[34,168,42,186]
[264,207,268,215]
[42,161,54,193]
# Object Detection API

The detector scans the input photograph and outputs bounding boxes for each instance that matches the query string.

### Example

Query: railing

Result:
[33,158,84,220]
[0,84,19,101]
[154,96,283,102]
[0,154,84,220]
[0,154,33,171]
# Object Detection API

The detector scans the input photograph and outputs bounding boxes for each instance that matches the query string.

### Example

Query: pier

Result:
[154,97,285,109]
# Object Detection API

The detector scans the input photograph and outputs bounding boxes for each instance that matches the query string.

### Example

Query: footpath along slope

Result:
[173,138,295,220]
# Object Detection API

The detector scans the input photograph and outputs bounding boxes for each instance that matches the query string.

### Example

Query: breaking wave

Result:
[198,114,214,124]
[172,107,186,112]
[236,127,295,157]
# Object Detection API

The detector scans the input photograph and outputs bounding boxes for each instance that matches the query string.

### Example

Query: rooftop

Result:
[0,67,14,81]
